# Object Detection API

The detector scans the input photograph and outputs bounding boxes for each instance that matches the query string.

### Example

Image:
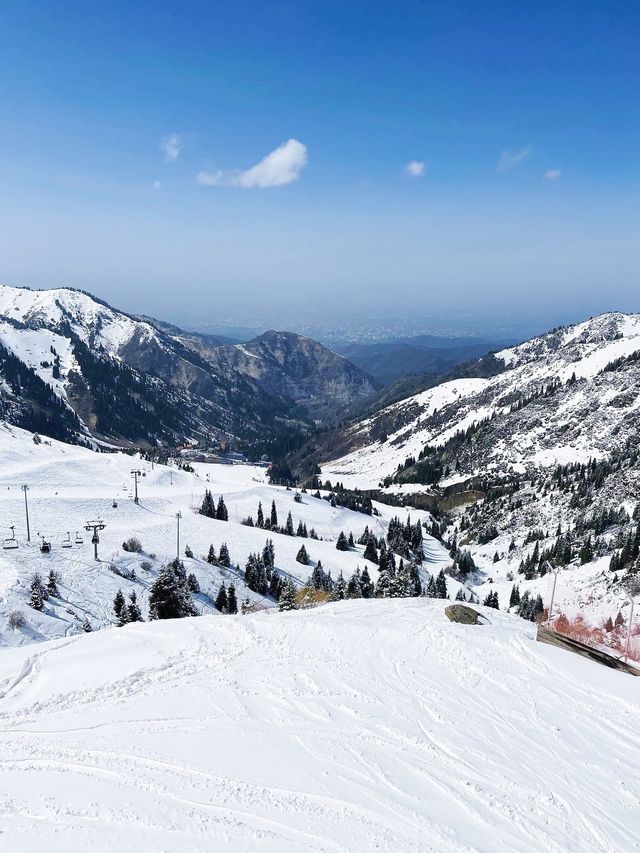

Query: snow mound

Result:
[1,599,638,851]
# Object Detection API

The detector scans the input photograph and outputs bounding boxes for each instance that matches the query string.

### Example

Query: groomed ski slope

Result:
[1,598,638,852]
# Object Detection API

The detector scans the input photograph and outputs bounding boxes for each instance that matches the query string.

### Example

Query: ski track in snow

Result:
[0,600,639,851]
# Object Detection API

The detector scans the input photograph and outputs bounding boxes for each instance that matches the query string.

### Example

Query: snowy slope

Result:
[0,424,449,647]
[1,599,639,852]
[321,312,640,488]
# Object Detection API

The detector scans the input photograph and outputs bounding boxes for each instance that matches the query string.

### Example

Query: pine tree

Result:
[187,573,200,593]
[262,538,275,568]
[185,544,194,559]
[257,501,264,528]
[148,560,197,620]
[426,575,437,598]
[46,569,60,598]
[360,566,374,598]
[29,573,46,610]
[363,537,378,564]
[216,496,228,521]
[285,511,294,536]
[207,544,217,564]
[227,583,238,614]
[215,583,229,613]
[127,590,144,622]
[336,531,349,551]
[435,569,448,599]
[218,543,231,567]
[509,585,521,607]
[296,544,310,565]
[279,579,297,611]
[335,571,346,600]
[200,489,215,518]
[113,588,126,622]
[347,569,362,599]
[348,531,355,548]
[270,500,278,530]
[455,588,466,601]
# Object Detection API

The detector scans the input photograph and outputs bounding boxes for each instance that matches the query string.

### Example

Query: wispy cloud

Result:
[497,144,532,173]
[162,133,183,163]
[544,169,562,181]
[198,139,308,189]
[152,180,162,190]
[405,160,425,178]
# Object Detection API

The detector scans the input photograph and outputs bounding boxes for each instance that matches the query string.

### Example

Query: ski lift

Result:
[40,537,51,554]
[61,532,72,549]
[3,526,18,550]
[74,530,83,544]
[112,499,118,508]
[142,471,147,477]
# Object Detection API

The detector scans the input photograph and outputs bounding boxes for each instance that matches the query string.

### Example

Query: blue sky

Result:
[0,1,638,332]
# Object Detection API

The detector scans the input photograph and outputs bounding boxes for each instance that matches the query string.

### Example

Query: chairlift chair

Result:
[61,532,72,549]
[3,526,18,550]
[74,530,84,544]
[40,538,51,554]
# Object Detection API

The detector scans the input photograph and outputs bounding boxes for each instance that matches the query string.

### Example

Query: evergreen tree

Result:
[262,538,275,568]
[187,573,200,593]
[216,496,228,521]
[148,560,197,620]
[218,543,231,567]
[257,501,264,528]
[270,500,278,530]
[363,537,379,564]
[455,588,466,601]
[285,511,294,536]
[279,579,297,611]
[127,590,144,622]
[347,569,362,599]
[207,544,217,564]
[29,573,46,611]
[509,584,521,608]
[426,575,437,598]
[435,569,448,599]
[335,571,346,600]
[296,544,310,565]
[46,569,60,598]
[348,531,355,548]
[360,566,374,598]
[215,583,229,613]
[199,489,215,518]
[336,531,349,551]
[113,588,126,622]
[184,544,194,559]
[227,583,238,614]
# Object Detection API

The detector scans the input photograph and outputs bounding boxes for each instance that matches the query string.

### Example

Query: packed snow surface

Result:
[1,599,639,852]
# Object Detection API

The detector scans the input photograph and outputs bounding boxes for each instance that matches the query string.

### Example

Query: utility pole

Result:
[21,485,30,542]
[175,511,182,562]
[131,469,142,504]
[85,520,106,561]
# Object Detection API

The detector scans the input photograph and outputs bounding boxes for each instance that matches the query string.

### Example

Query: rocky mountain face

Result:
[0,285,372,449]
[184,329,376,423]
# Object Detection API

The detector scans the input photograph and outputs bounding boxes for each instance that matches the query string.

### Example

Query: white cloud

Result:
[152,180,162,190]
[497,144,532,173]
[162,134,183,163]
[405,160,425,178]
[197,139,307,189]
[544,169,562,181]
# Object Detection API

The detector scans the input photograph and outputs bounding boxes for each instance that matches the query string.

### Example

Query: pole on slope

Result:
[175,512,182,562]
[546,569,558,628]
[131,469,142,504]
[21,484,31,542]
[624,593,635,664]
[85,520,106,561]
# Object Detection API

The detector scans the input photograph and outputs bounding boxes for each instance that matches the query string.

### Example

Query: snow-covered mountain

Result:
[0,284,373,448]
[317,312,640,490]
